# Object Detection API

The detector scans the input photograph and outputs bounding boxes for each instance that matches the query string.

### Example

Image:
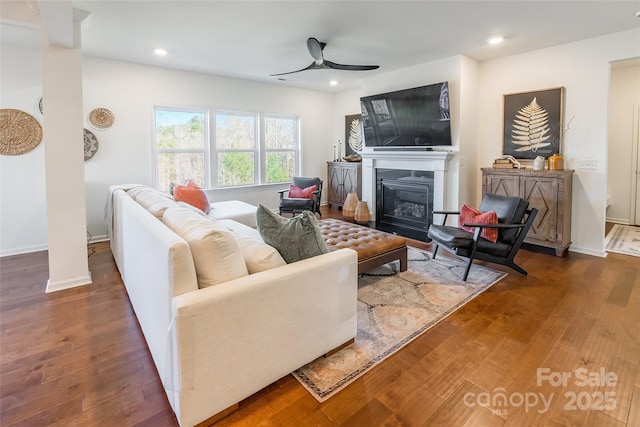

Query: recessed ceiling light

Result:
[488,36,504,45]
[154,48,168,56]
[330,80,338,86]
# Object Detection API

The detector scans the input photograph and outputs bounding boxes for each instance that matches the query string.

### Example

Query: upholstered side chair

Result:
[278,177,323,217]
[427,193,538,281]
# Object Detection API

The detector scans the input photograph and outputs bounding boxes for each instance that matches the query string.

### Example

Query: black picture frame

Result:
[345,114,362,157]
[503,87,564,159]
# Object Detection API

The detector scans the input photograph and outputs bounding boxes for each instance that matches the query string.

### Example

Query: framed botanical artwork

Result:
[345,114,363,157]
[503,87,564,159]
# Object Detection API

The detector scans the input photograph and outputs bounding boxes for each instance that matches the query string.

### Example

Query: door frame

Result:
[632,105,640,225]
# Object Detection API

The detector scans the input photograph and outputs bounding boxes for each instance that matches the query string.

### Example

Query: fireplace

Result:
[359,149,455,241]
[376,169,434,240]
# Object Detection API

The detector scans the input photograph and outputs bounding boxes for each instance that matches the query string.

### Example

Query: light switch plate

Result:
[578,159,597,170]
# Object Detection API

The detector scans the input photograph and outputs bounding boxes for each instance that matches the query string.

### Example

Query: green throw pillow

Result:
[256,205,329,263]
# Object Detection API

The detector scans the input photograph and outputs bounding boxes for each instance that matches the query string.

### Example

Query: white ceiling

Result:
[3,1,640,92]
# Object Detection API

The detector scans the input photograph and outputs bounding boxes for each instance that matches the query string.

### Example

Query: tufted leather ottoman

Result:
[319,218,407,274]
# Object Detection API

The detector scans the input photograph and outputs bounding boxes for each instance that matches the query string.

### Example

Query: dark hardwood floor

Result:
[1,207,638,426]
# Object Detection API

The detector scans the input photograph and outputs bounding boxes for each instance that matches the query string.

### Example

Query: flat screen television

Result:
[360,81,451,148]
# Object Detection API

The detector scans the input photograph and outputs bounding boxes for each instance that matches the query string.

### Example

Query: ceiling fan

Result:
[271,37,379,76]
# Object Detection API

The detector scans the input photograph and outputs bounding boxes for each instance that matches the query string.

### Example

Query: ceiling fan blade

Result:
[270,61,322,76]
[324,60,379,71]
[306,37,324,64]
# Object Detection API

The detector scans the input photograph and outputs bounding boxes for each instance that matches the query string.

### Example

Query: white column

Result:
[40,4,92,292]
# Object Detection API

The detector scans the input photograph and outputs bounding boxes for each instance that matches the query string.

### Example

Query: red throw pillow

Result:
[459,204,499,243]
[289,184,317,200]
[174,185,210,214]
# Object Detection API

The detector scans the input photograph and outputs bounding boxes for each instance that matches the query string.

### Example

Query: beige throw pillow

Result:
[216,219,286,273]
[163,207,248,288]
[234,234,286,273]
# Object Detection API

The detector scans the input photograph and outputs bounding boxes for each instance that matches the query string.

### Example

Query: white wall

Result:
[478,29,640,256]
[0,45,49,256]
[332,88,363,158]
[1,50,335,255]
[607,62,640,224]
[458,56,480,208]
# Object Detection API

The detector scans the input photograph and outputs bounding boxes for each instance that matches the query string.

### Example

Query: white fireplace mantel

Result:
[359,150,456,221]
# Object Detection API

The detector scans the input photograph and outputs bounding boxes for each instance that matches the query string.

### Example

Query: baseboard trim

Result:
[0,244,48,258]
[569,246,607,258]
[46,272,93,293]
[2,239,110,258]
[606,217,630,225]
[89,235,109,243]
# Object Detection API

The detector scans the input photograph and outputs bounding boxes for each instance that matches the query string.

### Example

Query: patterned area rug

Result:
[292,247,507,402]
[605,224,640,257]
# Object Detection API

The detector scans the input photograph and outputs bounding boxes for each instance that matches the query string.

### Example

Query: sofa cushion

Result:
[217,219,286,273]
[132,187,172,206]
[131,188,177,218]
[126,185,151,201]
[147,199,179,219]
[208,200,258,228]
[174,184,210,214]
[236,234,287,273]
[163,207,248,288]
[176,201,209,218]
[256,205,329,263]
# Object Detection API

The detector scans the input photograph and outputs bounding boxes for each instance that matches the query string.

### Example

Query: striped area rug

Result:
[605,224,640,257]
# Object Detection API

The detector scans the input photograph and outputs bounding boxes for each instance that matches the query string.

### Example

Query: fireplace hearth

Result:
[376,169,434,240]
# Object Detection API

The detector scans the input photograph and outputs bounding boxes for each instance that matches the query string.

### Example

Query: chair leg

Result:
[462,258,473,281]
[508,261,528,276]
[462,233,481,282]
[432,243,439,259]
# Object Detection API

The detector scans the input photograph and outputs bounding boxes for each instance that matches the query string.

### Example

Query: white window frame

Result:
[261,114,301,184]
[212,110,259,189]
[152,106,210,190]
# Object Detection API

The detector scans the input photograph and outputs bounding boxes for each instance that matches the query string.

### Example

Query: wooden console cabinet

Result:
[327,161,362,208]
[481,168,574,256]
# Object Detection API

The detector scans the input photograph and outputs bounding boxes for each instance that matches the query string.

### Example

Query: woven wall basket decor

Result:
[0,109,43,156]
[84,128,99,161]
[88,108,115,129]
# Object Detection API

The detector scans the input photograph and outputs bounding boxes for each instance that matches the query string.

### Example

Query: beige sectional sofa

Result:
[108,186,358,426]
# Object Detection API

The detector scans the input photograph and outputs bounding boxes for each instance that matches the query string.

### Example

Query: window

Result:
[154,108,299,190]
[214,112,258,187]
[264,115,298,183]
[154,108,208,192]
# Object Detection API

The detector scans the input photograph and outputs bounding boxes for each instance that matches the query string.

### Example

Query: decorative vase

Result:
[343,193,358,218]
[354,201,370,224]
[548,154,564,170]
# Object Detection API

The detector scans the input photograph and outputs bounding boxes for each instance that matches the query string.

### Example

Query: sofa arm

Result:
[167,248,358,427]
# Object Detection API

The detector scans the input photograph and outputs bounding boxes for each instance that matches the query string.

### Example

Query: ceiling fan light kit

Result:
[271,37,379,76]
